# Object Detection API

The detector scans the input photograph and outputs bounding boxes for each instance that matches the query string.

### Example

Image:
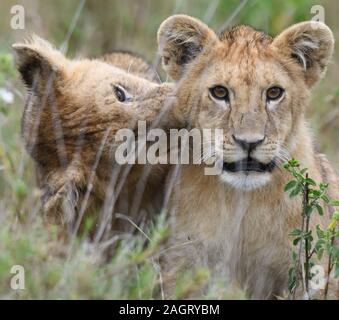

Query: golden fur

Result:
[13,36,178,232]
[13,18,338,299]
[101,51,160,83]
[157,15,339,299]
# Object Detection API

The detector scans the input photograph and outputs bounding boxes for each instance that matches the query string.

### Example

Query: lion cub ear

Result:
[157,14,218,81]
[12,35,69,93]
[272,21,334,87]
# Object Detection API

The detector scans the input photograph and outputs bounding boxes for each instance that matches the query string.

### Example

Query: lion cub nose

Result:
[232,135,265,152]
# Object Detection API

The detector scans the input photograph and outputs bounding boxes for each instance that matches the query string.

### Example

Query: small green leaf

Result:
[330,200,339,206]
[319,183,329,191]
[290,229,302,237]
[284,180,297,192]
[333,211,339,220]
[290,185,301,197]
[293,237,301,246]
[312,190,322,198]
[328,218,337,230]
[304,178,316,186]
[316,249,324,260]
[315,239,325,260]
[316,225,325,238]
[315,204,324,216]
[294,173,304,181]
[321,194,330,203]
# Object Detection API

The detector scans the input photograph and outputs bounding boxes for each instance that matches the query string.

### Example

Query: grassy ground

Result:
[0,0,338,299]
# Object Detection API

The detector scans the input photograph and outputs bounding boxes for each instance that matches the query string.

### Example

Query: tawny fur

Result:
[13,36,179,233]
[101,51,160,83]
[157,15,339,299]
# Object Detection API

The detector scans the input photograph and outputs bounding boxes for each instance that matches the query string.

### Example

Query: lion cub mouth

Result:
[222,158,276,173]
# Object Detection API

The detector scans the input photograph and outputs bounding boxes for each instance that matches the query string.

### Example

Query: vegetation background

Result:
[0,0,338,299]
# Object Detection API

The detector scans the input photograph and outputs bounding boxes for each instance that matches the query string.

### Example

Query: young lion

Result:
[157,15,338,299]
[13,36,179,233]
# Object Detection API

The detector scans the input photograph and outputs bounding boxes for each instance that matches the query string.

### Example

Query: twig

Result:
[324,229,335,299]
[304,174,310,298]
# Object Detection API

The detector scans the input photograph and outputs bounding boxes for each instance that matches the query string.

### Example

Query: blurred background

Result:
[0,0,338,167]
[0,0,338,299]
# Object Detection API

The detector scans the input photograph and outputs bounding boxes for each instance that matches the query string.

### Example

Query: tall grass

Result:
[0,0,338,299]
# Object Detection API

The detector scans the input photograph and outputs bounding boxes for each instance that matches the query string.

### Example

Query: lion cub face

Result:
[13,36,171,224]
[158,15,334,190]
[13,37,163,167]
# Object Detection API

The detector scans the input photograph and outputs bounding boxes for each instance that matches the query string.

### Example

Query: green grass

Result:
[0,0,338,299]
[0,42,241,302]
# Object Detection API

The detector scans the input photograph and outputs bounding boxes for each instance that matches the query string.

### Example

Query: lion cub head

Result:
[158,15,334,190]
[13,36,172,225]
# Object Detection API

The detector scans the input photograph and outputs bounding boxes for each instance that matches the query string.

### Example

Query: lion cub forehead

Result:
[71,59,131,78]
[219,25,273,45]
[69,59,154,91]
[206,51,288,89]
[203,26,290,87]
[213,25,274,64]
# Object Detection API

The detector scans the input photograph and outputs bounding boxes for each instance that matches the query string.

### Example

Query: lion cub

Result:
[157,15,338,299]
[13,36,178,234]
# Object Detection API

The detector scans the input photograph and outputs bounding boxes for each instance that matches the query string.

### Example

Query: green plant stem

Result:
[304,174,310,298]
[293,211,305,299]
[324,229,335,299]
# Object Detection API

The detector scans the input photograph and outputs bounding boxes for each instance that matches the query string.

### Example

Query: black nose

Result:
[232,135,265,152]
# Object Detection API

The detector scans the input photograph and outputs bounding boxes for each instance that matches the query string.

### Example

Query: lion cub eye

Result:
[209,86,229,101]
[114,85,127,102]
[266,86,284,101]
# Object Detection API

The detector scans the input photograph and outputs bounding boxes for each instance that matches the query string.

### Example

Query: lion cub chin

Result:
[157,15,338,299]
[219,171,272,191]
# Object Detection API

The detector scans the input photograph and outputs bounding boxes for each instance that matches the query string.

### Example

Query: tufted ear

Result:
[12,35,69,94]
[157,14,218,81]
[272,21,334,87]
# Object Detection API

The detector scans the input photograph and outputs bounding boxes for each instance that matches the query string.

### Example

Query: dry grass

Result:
[0,0,338,299]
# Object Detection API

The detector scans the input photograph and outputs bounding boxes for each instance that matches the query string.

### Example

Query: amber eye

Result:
[209,86,229,101]
[114,85,126,102]
[267,86,284,101]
